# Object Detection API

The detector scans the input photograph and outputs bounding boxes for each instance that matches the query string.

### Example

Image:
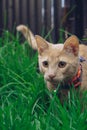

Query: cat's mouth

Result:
[46,77,54,82]
[46,77,68,87]
[46,77,59,84]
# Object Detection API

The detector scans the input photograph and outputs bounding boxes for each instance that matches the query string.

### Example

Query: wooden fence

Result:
[0,0,87,42]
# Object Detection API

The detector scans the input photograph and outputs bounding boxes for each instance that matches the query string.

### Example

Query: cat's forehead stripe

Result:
[39,44,64,59]
[48,44,63,58]
[51,44,63,50]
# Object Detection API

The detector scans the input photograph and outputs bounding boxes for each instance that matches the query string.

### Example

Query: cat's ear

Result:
[63,35,79,56]
[35,35,49,54]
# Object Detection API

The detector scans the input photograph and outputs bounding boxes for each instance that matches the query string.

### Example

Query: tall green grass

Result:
[0,30,87,130]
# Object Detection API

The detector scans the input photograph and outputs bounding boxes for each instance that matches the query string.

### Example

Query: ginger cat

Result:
[17,25,87,93]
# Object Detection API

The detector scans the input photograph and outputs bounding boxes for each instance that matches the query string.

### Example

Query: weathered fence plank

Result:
[0,0,3,33]
[35,0,42,34]
[74,0,83,38]
[14,0,20,25]
[28,0,36,33]
[54,0,61,42]
[83,0,87,38]
[44,0,51,34]
[2,0,7,29]
[21,0,28,24]
[8,0,13,30]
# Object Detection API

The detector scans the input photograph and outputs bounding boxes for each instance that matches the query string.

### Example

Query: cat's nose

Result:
[49,74,56,79]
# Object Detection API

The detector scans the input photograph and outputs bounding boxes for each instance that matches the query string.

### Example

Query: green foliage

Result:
[0,31,87,130]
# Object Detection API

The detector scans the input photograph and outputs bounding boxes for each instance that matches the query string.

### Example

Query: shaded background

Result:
[0,0,87,42]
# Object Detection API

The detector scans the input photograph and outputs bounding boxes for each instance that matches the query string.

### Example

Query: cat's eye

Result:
[58,61,67,68]
[42,61,48,67]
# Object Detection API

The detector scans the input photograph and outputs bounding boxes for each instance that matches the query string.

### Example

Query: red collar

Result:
[69,64,82,88]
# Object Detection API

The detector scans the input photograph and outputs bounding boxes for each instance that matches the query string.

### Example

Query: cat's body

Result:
[17,25,87,93]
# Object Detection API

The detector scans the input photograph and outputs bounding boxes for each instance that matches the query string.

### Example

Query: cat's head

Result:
[35,35,79,85]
